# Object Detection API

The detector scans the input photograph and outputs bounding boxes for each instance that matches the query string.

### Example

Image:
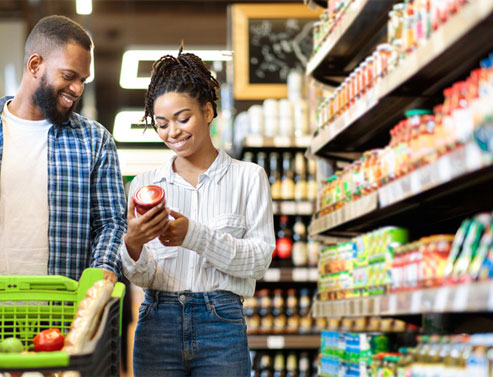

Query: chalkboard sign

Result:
[248,18,314,84]
[232,4,319,100]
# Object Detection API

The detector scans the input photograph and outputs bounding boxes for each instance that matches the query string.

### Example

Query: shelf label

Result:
[297,201,314,215]
[246,136,263,147]
[274,137,291,147]
[281,201,297,214]
[263,268,281,282]
[488,286,493,312]
[411,290,422,313]
[453,285,469,311]
[292,268,309,282]
[309,268,319,281]
[433,287,450,312]
[267,336,285,349]
[388,294,397,314]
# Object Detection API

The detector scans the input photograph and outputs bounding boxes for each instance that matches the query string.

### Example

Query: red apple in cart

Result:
[133,185,165,215]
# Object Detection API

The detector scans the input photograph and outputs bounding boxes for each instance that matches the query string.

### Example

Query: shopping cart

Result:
[0,268,125,377]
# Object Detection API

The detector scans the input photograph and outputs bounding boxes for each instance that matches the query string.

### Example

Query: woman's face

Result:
[153,92,214,158]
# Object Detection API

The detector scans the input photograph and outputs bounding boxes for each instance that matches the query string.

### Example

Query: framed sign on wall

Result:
[231,3,319,100]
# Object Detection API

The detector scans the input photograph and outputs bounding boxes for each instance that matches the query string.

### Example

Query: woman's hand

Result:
[158,209,189,247]
[124,196,170,261]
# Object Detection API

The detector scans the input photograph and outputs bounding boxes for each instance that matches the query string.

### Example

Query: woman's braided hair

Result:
[143,43,220,130]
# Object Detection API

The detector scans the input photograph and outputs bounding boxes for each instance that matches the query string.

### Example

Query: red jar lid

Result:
[133,185,165,210]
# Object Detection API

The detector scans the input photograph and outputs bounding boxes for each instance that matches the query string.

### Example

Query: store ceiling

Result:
[0,0,301,135]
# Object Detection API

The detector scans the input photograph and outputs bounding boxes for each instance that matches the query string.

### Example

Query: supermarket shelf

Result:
[260,268,319,283]
[248,334,321,349]
[273,200,315,216]
[309,141,493,238]
[310,0,493,156]
[312,280,493,319]
[307,0,396,82]
[308,192,378,237]
[243,136,311,149]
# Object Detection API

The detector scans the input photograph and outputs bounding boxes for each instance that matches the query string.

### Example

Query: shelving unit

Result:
[260,267,319,283]
[305,0,493,344]
[309,141,493,238]
[248,334,321,350]
[273,200,315,216]
[312,280,493,318]
[307,0,396,84]
[309,0,493,156]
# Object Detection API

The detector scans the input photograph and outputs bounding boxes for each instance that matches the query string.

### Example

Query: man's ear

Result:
[27,54,43,78]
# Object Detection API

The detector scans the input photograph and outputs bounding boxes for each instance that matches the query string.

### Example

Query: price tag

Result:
[274,137,291,147]
[411,290,422,313]
[297,201,314,215]
[420,165,434,190]
[267,336,285,349]
[465,142,483,171]
[438,156,452,182]
[281,201,297,214]
[246,136,263,147]
[309,268,319,281]
[433,287,450,312]
[388,294,397,314]
[453,285,469,311]
[292,268,309,282]
[488,285,493,311]
[410,173,420,195]
[263,268,281,282]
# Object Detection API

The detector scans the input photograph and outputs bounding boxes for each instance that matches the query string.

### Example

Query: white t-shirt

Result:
[0,101,51,275]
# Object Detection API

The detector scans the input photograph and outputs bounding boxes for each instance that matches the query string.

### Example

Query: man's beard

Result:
[33,74,79,125]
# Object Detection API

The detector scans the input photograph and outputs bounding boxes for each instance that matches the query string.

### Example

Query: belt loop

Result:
[204,292,213,312]
[153,290,159,308]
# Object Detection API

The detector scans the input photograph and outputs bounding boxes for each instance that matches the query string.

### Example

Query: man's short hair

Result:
[24,15,93,65]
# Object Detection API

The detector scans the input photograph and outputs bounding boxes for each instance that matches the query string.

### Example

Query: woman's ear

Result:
[203,102,214,124]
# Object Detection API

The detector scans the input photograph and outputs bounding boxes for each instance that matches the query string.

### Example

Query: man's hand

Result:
[158,209,189,247]
[102,269,117,283]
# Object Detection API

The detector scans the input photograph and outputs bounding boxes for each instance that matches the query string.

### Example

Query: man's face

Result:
[33,42,91,125]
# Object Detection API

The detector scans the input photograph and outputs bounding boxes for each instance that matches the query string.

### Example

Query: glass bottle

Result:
[273,352,286,377]
[243,151,254,163]
[292,216,308,267]
[276,215,293,260]
[281,152,295,200]
[258,289,273,334]
[257,151,269,176]
[285,353,298,377]
[294,152,308,201]
[270,152,282,200]
[306,159,318,201]
[272,289,287,334]
[286,289,300,334]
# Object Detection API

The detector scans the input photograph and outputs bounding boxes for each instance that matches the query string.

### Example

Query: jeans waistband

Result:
[145,289,243,303]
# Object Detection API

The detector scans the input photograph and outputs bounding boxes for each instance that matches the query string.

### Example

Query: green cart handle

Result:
[0,351,69,369]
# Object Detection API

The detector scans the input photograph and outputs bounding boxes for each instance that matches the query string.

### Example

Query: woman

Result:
[121,46,275,377]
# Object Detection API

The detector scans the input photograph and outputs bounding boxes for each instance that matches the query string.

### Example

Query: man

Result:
[0,15,127,282]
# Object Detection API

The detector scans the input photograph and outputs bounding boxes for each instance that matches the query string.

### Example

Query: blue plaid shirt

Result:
[0,96,127,281]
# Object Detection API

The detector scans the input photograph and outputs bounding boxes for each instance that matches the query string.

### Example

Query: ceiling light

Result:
[76,0,92,15]
[120,49,232,89]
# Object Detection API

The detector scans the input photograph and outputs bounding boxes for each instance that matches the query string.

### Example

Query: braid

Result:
[143,45,220,130]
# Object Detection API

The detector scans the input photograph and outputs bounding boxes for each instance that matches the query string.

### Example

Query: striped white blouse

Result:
[120,149,276,297]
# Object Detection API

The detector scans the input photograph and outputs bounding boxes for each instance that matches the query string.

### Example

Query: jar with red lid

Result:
[133,185,165,215]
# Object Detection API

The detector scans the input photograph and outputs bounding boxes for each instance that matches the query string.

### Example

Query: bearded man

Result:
[0,15,126,282]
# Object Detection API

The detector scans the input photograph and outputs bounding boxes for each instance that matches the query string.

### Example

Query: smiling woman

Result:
[119,46,275,377]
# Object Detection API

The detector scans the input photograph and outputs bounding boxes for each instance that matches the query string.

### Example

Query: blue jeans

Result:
[133,290,251,377]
